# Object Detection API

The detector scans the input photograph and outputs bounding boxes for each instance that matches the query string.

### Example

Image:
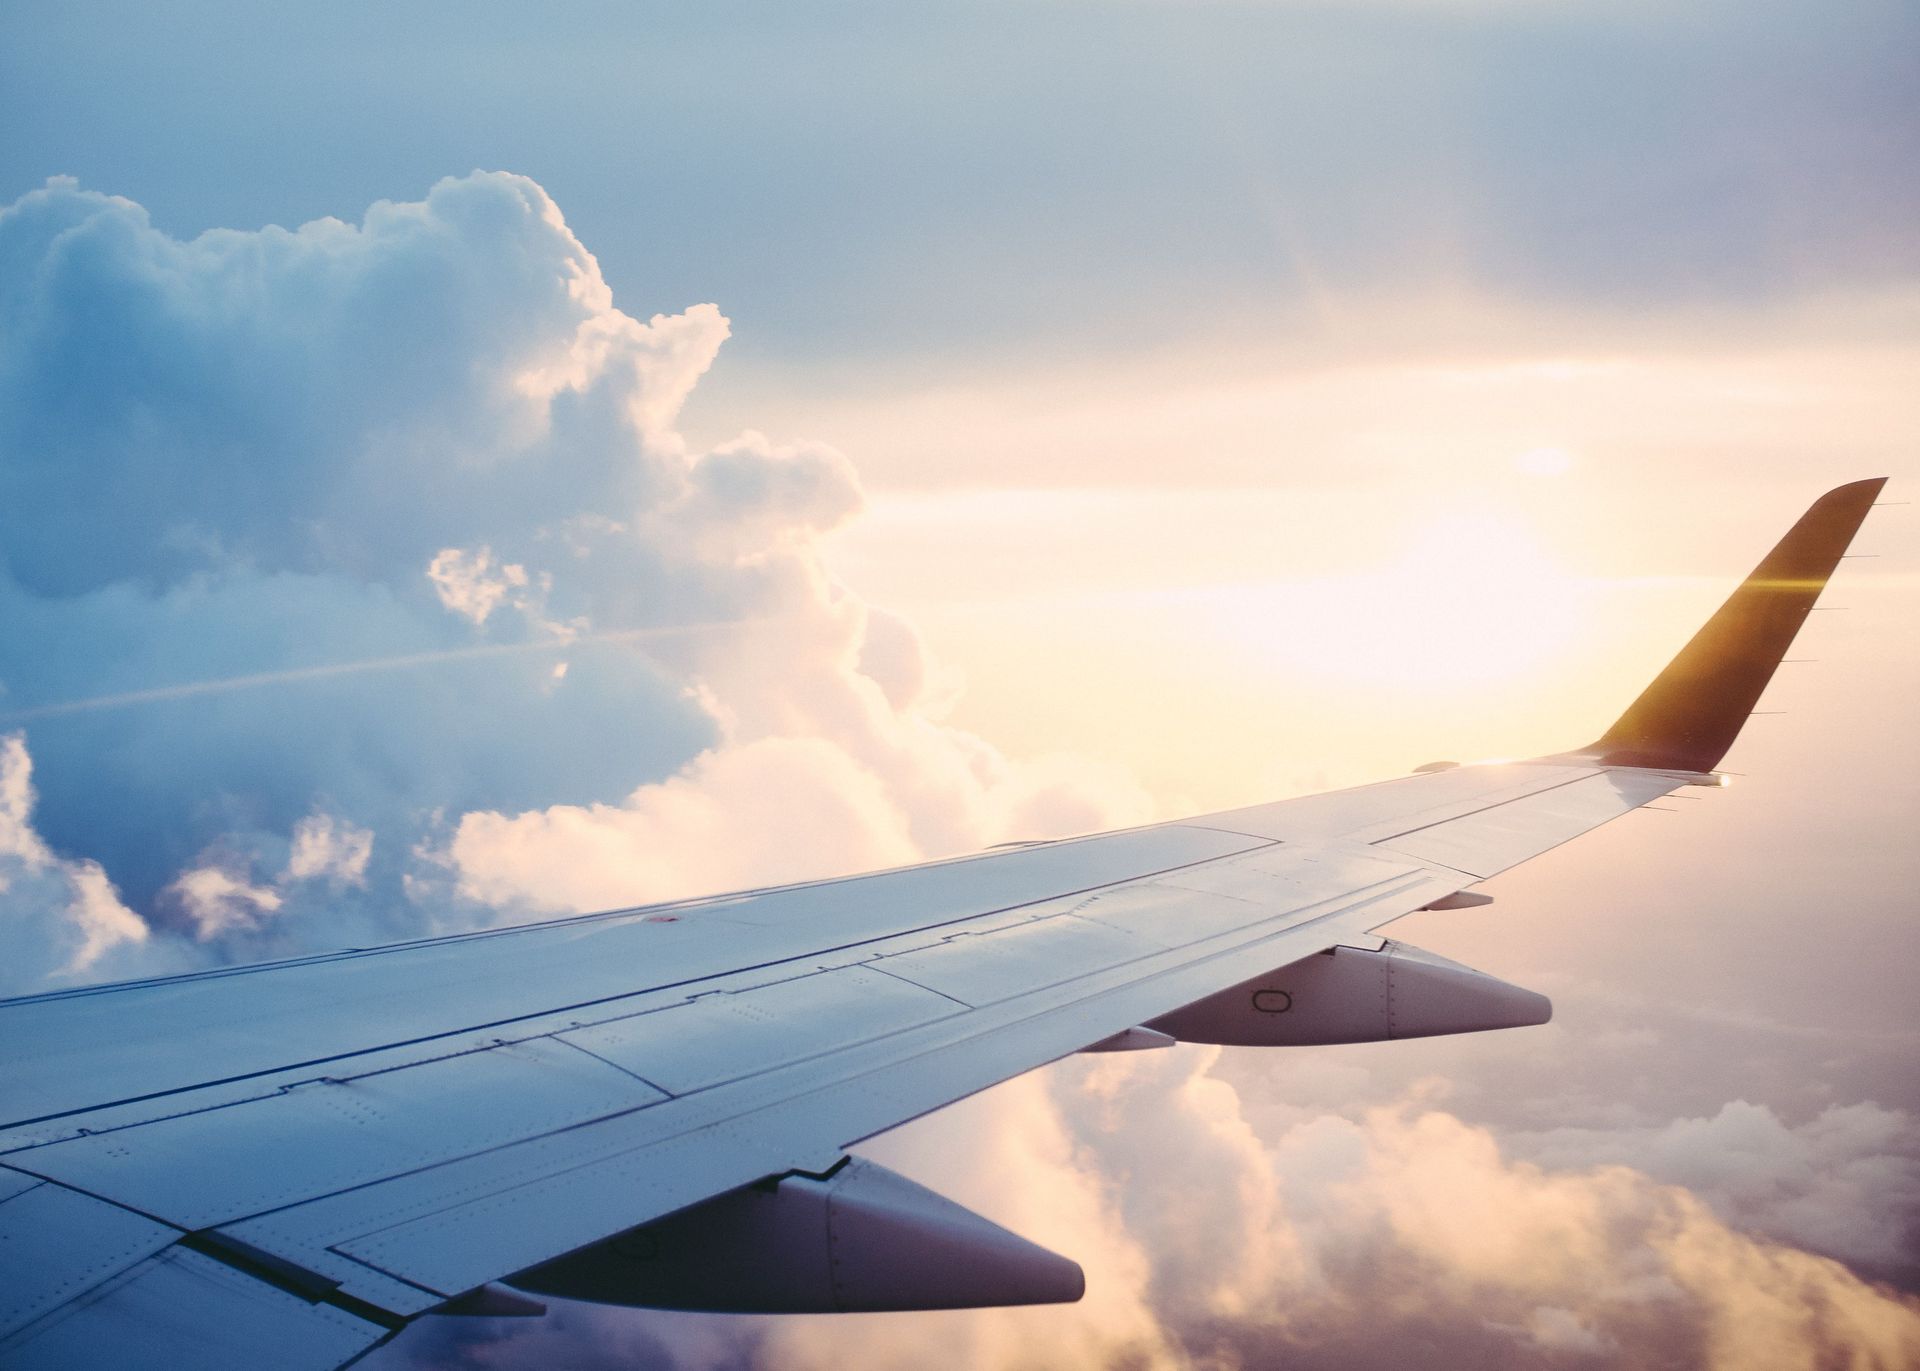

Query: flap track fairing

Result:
[507,1158,1084,1314]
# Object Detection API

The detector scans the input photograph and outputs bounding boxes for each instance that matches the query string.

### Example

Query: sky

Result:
[2,2,1918,1368]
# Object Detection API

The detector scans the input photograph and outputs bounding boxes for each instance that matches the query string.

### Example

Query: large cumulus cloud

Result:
[0,171,1146,983]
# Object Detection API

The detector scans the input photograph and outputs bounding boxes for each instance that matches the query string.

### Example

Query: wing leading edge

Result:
[0,480,1885,1368]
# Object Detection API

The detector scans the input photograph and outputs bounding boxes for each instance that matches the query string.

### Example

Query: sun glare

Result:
[1515,446,1576,477]
[1220,510,1591,693]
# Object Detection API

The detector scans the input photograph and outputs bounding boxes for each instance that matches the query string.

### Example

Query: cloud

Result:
[426,547,536,628]
[439,717,1156,921]
[1508,1099,1920,1276]
[165,861,284,939]
[660,431,866,564]
[284,811,374,886]
[880,1054,1920,1371]
[369,1049,1920,1371]
[443,737,922,915]
[0,731,151,991]
[0,169,1147,975]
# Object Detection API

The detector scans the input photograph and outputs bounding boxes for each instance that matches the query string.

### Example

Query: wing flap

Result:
[3,1039,663,1233]
[559,964,962,1095]
[0,1177,178,1344]
[0,1246,389,1371]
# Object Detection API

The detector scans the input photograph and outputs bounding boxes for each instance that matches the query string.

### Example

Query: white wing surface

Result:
[0,479,1885,1369]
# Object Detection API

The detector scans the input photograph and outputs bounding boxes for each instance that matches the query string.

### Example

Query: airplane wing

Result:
[0,479,1885,1369]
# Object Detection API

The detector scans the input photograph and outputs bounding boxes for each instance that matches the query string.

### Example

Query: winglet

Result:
[1586,478,1887,772]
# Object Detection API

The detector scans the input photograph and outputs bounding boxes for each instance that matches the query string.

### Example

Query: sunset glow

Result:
[4,2,1917,1368]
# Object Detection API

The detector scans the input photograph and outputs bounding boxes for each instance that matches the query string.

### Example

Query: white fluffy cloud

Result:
[427,546,535,628]
[377,1049,1920,1371]
[1508,1099,1920,1275]
[0,171,1149,968]
[445,737,922,915]
[0,732,149,990]
[1046,1053,1920,1371]
[441,655,1157,921]
[165,862,285,939]
[284,812,374,886]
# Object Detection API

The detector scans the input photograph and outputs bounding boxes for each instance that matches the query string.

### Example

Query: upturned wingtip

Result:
[1587,478,1885,773]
